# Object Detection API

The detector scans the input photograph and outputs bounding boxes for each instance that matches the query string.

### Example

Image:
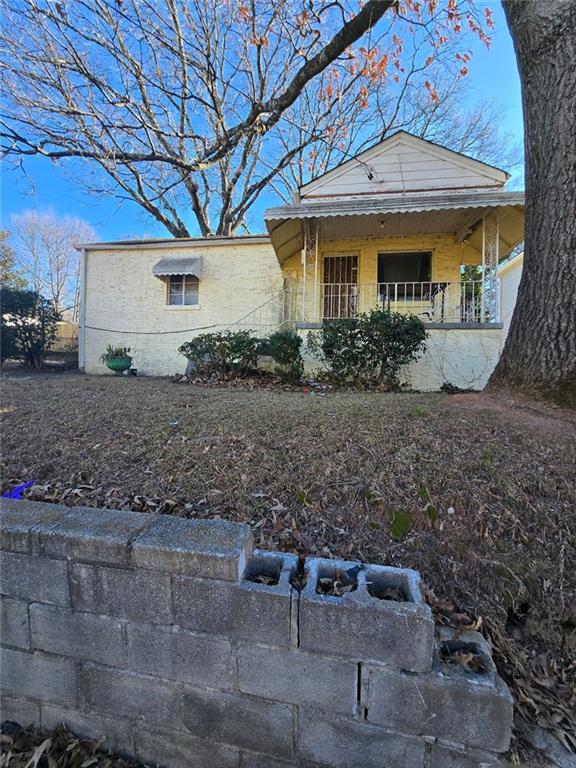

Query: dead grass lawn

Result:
[1,375,575,762]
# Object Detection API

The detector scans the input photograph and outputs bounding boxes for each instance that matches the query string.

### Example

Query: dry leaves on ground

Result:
[1,376,575,764]
[0,723,140,768]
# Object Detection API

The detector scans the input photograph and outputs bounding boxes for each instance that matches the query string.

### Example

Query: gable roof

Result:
[299,131,509,199]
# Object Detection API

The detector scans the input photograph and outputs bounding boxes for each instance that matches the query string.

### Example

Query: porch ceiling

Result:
[265,191,525,263]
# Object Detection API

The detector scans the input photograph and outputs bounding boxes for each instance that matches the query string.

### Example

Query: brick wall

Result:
[0,499,513,768]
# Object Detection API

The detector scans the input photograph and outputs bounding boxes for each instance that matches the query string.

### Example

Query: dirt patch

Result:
[446,391,576,436]
[1,375,575,763]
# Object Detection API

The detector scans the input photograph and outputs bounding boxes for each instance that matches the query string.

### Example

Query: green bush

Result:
[362,308,427,387]
[307,308,426,388]
[1,287,59,368]
[262,330,303,382]
[179,330,260,377]
[306,318,370,384]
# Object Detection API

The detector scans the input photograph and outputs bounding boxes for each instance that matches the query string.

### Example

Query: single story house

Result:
[78,131,525,390]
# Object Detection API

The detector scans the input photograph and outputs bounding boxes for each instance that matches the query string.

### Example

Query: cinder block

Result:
[182,687,295,758]
[0,647,77,706]
[70,564,171,624]
[34,506,151,566]
[79,663,180,728]
[435,626,498,685]
[427,743,503,767]
[299,559,434,673]
[0,551,70,606]
[297,707,425,768]
[135,723,239,768]
[0,498,67,553]
[0,695,41,727]
[365,664,513,752]
[238,645,357,715]
[132,515,253,581]
[173,576,292,647]
[41,704,134,754]
[1,597,30,648]
[127,622,234,689]
[30,603,126,667]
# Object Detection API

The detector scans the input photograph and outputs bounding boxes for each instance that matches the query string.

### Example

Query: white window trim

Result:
[163,304,201,311]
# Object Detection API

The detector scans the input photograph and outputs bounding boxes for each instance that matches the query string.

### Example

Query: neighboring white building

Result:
[499,252,524,346]
[78,132,525,389]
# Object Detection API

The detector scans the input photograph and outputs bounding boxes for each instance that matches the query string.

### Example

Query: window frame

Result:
[166,274,199,307]
[377,250,433,301]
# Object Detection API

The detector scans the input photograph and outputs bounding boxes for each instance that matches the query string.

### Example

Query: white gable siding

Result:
[499,254,523,346]
[300,133,507,200]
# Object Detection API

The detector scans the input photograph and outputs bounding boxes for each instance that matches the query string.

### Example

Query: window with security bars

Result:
[167,274,199,305]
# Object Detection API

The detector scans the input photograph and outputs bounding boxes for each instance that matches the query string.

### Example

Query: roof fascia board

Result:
[265,192,525,222]
[77,235,271,252]
[498,252,524,275]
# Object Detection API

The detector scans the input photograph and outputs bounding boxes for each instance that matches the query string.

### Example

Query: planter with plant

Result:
[100,345,132,373]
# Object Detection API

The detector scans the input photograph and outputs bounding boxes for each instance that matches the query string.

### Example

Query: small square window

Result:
[168,275,199,306]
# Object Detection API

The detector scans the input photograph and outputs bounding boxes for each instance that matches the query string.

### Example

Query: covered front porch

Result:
[265,191,525,327]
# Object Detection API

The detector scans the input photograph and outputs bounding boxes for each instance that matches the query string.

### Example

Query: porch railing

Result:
[320,281,490,323]
[230,288,297,334]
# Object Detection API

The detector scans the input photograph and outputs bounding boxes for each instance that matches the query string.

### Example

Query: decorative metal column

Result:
[302,218,319,321]
[481,212,500,323]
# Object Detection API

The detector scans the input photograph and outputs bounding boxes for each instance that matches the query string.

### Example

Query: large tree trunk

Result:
[489,1,576,406]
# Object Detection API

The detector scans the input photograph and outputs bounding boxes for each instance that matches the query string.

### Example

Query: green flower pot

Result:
[105,356,132,373]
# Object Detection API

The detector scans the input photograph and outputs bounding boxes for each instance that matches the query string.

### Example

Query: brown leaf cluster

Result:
[0,724,140,768]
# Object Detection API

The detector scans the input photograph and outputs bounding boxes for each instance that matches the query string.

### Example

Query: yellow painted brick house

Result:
[79,132,524,389]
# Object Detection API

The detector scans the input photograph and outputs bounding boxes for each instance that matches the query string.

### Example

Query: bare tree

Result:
[488,0,576,406]
[0,0,493,236]
[10,211,96,319]
[276,71,523,198]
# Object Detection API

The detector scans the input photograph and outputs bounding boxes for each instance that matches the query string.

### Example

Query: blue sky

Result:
[1,1,523,243]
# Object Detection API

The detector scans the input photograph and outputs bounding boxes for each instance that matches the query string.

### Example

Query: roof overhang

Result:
[76,235,271,252]
[265,191,525,263]
[152,256,202,278]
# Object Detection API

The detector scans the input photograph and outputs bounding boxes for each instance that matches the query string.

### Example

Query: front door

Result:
[323,255,358,319]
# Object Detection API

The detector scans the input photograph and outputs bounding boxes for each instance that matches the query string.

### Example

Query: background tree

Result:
[0,287,59,368]
[0,0,496,237]
[0,230,26,288]
[489,1,576,406]
[277,72,522,199]
[10,211,96,319]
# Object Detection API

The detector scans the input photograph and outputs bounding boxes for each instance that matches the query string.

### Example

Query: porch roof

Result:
[264,190,525,263]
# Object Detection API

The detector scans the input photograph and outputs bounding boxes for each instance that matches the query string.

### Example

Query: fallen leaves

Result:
[367,583,405,602]
[439,643,488,675]
[0,724,140,768]
[1,377,575,764]
[316,565,360,596]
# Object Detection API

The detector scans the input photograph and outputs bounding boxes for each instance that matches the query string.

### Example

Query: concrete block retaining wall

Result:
[0,498,513,768]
